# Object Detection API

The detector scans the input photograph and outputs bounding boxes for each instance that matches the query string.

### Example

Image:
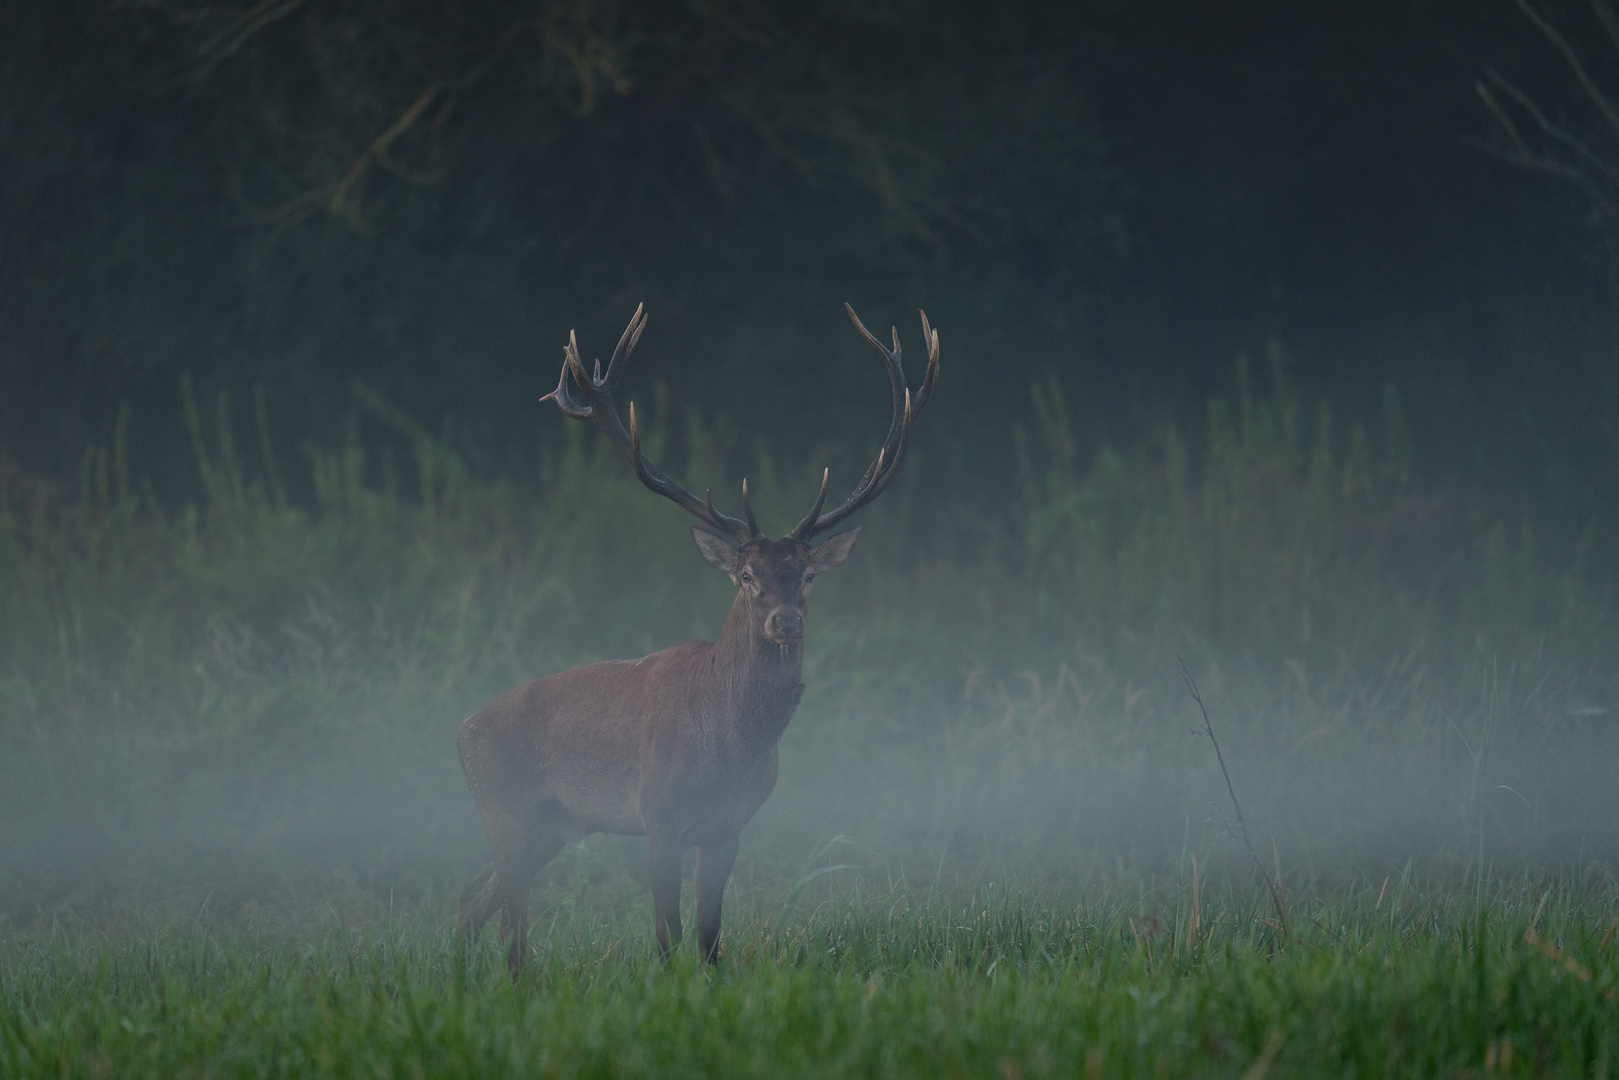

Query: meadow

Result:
[2,356,1616,1075]
[4,880,1617,1078]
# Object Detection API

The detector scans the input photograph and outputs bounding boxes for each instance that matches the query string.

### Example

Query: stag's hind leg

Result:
[463,787,574,975]
[494,827,567,976]
[456,864,499,940]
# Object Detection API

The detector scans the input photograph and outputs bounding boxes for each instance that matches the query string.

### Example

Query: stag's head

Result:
[690,531,859,645]
[541,301,938,647]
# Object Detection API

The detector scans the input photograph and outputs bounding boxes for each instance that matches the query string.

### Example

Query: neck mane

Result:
[708,589,805,743]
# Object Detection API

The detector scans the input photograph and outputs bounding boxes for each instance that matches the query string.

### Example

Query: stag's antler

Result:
[788,305,939,542]
[541,304,762,547]
[542,303,938,547]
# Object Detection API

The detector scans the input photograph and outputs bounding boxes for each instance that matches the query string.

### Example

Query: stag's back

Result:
[457,639,714,836]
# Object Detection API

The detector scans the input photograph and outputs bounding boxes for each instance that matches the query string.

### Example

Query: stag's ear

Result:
[809,528,860,572]
[691,527,740,575]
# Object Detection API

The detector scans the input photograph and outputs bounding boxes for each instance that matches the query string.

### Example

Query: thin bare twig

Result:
[1474,0,1619,270]
[1594,0,1619,59]
[1480,71,1619,186]
[1515,0,1619,135]
[327,83,444,227]
[1179,656,1288,936]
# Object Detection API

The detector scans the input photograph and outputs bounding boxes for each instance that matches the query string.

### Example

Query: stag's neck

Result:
[706,592,804,749]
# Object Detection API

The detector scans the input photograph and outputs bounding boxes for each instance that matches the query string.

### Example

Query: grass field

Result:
[4,880,1617,1077]
[2,362,1617,1075]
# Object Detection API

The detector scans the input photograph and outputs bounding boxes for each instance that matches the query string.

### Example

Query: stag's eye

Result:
[803,572,816,585]
[739,568,753,583]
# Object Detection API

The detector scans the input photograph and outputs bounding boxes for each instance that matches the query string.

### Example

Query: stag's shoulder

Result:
[643,638,715,664]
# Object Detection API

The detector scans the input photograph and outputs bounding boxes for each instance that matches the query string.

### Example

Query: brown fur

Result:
[456,529,857,972]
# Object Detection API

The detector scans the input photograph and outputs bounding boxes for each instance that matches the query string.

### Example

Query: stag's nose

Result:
[770,609,804,641]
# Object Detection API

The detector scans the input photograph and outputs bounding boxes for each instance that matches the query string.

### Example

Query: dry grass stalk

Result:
[1239,1029,1286,1080]
[1180,656,1289,936]
[1189,854,1201,950]
[1523,927,1613,999]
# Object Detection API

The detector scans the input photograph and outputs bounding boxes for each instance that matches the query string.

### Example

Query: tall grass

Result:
[0,355,1614,921]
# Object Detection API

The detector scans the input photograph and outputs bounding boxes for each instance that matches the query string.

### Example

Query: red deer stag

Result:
[456,303,939,972]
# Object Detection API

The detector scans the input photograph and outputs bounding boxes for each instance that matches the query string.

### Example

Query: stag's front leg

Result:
[648,834,685,958]
[695,835,739,964]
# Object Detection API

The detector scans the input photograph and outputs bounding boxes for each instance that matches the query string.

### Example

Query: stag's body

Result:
[458,550,807,966]
[457,303,936,973]
[462,634,794,845]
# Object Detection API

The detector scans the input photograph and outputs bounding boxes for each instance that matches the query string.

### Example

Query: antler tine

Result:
[740,479,762,539]
[602,302,646,388]
[565,329,588,384]
[544,307,758,548]
[789,468,830,538]
[845,301,887,353]
[791,303,936,542]
[846,303,909,436]
[913,310,940,416]
[540,343,594,418]
[864,393,914,503]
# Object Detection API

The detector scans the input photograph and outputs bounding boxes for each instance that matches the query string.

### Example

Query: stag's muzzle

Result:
[766,607,804,643]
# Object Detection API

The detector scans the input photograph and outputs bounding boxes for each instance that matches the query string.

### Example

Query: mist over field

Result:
[1,0,1617,974]
[2,358,1615,932]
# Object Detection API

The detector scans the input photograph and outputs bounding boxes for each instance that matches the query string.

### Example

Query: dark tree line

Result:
[5,0,1618,523]
[0,0,1119,489]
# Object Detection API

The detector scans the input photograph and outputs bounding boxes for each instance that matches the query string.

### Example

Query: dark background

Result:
[3,0,1616,519]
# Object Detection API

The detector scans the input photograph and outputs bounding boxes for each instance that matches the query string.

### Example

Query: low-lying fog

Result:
[5,634,1613,926]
